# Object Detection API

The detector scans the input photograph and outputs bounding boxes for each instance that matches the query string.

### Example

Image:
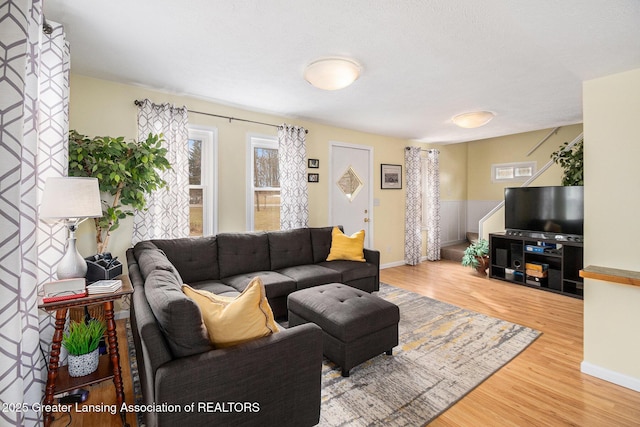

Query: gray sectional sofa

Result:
[126,226,380,426]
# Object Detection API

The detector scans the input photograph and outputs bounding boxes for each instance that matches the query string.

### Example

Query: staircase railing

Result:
[478,132,584,239]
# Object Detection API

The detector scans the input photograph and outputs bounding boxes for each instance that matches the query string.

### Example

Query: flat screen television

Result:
[504,186,584,236]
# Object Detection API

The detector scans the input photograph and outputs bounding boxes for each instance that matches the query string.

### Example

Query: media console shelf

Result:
[489,232,584,299]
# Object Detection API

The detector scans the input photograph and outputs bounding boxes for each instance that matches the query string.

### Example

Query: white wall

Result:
[582,68,640,391]
[467,200,501,233]
[440,200,467,245]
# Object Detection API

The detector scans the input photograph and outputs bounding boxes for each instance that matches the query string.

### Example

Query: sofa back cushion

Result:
[217,232,270,278]
[268,228,313,270]
[152,236,219,283]
[145,269,212,358]
[133,241,184,283]
[310,226,341,264]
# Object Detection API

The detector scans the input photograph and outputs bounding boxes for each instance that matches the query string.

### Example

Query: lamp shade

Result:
[452,111,495,128]
[40,177,102,219]
[304,58,361,90]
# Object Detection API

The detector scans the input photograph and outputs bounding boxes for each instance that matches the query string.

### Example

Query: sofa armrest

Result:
[364,248,380,267]
[153,323,323,427]
[365,247,380,281]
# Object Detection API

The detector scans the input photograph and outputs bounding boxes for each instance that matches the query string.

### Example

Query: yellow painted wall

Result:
[464,124,583,239]
[582,68,640,389]
[69,74,437,267]
[438,142,468,201]
[466,124,583,201]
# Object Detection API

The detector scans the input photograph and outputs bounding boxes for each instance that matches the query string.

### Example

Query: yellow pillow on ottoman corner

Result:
[326,226,366,262]
[182,277,278,348]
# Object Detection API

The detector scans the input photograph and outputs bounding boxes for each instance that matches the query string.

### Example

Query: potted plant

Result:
[62,319,107,377]
[68,130,172,254]
[551,139,583,186]
[461,238,490,275]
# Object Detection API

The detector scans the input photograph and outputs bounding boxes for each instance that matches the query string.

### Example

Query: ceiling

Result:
[44,0,640,144]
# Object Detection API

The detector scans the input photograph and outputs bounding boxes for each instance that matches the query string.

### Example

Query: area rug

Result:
[127,283,540,427]
[317,283,540,426]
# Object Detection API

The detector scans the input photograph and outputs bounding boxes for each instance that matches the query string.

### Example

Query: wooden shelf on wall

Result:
[579,265,640,288]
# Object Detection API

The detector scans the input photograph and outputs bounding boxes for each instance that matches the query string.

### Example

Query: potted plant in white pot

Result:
[62,319,106,377]
[461,238,490,275]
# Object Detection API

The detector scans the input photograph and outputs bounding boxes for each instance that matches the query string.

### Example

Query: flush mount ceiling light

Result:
[452,111,495,128]
[304,58,361,90]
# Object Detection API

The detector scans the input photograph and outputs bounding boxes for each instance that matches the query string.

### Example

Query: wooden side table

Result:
[38,276,133,427]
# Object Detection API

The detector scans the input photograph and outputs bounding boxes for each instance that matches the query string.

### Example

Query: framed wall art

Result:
[308,173,319,183]
[381,164,402,189]
[308,158,319,168]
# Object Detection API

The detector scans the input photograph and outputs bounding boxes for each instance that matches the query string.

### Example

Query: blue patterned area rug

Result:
[127,283,540,427]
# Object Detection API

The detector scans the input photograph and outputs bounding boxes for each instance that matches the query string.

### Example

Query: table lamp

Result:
[40,177,102,280]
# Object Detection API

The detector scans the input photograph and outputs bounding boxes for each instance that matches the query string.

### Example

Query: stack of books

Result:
[42,279,87,303]
[87,279,122,295]
[525,262,548,286]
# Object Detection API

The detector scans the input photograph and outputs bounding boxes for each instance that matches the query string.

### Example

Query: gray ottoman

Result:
[288,283,399,377]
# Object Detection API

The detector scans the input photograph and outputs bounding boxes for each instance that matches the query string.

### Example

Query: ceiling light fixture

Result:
[452,111,495,128]
[304,58,361,91]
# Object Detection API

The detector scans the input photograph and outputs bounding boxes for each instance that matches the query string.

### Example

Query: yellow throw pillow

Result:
[182,277,278,348]
[326,226,366,262]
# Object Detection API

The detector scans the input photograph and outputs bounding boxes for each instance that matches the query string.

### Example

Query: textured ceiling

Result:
[44,0,640,144]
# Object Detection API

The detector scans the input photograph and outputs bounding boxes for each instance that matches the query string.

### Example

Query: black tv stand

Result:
[489,232,583,299]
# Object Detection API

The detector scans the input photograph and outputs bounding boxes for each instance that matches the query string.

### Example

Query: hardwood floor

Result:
[52,261,640,426]
[381,260,640,426]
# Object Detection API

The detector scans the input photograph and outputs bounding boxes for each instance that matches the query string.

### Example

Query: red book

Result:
[42,291,87,304]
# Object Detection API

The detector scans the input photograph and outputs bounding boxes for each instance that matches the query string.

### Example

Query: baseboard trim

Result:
[581,361,640,392]
[381,260,406,269]
[381,256,443,270]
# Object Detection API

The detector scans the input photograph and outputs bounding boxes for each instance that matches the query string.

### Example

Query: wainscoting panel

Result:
[440,200,467,246]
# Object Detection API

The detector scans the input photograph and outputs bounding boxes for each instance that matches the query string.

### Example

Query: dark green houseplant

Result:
[68,130,172,253]
[461,238,490,274]
[551,140,583,186]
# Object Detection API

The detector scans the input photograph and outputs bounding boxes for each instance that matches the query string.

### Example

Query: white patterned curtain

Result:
[278,124,309,229]
[404,147,422,265]
[133,100,190,242]
[0,3,70,425]
[424,150,441,261]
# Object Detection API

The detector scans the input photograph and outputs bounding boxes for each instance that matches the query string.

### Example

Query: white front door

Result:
[329,142,373,248]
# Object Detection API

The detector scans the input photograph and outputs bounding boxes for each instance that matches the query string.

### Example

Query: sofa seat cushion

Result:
[190,280,240,299]
[223,271,296,299]
[182,277,279,348]
[144,269,212,358]
[277,264,342,290]
[319,260,378,283]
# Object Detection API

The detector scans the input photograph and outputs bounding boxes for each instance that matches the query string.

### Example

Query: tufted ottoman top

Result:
[288,283,399,342]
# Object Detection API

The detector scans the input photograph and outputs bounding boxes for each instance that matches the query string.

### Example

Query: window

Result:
[491,161,536,183]
[188,127,217,236]
[247,135,280,231]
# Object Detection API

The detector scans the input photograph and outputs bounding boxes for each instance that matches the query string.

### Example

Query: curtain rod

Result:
[133,100,308,134]
[405,147,439,153]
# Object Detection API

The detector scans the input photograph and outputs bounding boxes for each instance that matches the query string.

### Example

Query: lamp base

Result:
[57,237,87,280]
